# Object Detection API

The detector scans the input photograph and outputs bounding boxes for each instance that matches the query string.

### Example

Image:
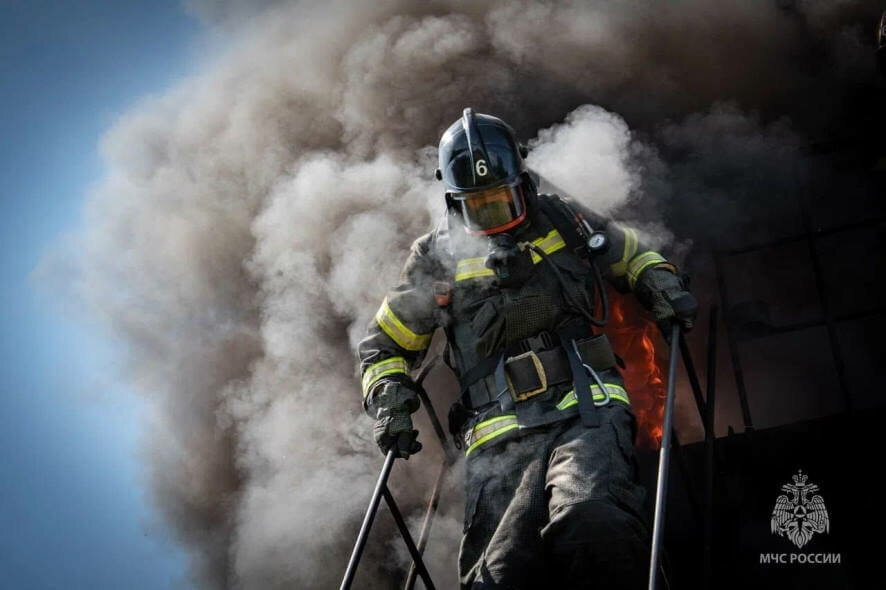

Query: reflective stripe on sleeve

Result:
[374,297,432,351]
[556,383,630,410]
[361,356,409,398]
[529,229,567,264]
[626,251,668,289]
[455,258,495,282]
[465,415,519,456]
[609,226,638,277]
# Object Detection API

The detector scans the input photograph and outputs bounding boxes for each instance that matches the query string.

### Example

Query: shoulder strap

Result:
[426,217,462,377]
[537,194,591,261]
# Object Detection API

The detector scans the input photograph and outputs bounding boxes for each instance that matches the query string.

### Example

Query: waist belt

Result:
[461,332,617,410]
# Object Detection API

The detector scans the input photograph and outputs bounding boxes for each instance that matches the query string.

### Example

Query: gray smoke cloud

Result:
[35,0,881,588]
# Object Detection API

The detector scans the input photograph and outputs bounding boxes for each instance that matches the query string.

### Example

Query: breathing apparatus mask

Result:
[484,232,534,288]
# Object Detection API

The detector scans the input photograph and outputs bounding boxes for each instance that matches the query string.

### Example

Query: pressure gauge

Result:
[587,231,609,254]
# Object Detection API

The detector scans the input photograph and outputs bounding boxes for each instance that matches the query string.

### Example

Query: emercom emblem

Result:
[770,470,830,549]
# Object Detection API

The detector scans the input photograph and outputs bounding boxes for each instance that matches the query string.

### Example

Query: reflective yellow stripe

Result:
[609,226,638,277]
[374,298,432,351]
[626,250,667,289]
[455,230,566,281]
[556,384,630,410]
[529,229,567,264]
[361,357,409,398]
[455,257,495,282]
[465,415,519,456]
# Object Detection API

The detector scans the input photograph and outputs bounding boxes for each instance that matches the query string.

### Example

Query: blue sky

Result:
[1,2,201,588]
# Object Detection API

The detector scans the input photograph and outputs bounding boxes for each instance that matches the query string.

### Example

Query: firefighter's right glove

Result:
[635,267,699,338]
[368,381,422,459]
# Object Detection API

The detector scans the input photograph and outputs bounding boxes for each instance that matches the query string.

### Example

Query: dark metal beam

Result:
[731,307,885,342]
[383,486,436,590]
[723,216,886,257]
[800,192,854,412]
[404,460,449,590]
[714,251,754,431]
[340,450,397,590]
[679,339,707,428]
[703,306,718,589]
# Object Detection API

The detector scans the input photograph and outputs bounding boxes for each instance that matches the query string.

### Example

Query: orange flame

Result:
[601,287,666,450]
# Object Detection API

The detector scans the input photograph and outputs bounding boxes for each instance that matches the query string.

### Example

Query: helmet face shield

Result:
[451,183,526,234]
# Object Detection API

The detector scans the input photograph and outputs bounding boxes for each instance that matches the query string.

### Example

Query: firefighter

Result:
[357,109,697,589]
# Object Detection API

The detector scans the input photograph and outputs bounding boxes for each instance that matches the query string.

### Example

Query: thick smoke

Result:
[36,0,883,588]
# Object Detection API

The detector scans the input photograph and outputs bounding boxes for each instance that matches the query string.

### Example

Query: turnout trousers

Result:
[459,402,650,589]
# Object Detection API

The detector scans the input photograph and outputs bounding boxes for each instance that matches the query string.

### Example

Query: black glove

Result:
[367,381,422,459]
[635,267,699,336]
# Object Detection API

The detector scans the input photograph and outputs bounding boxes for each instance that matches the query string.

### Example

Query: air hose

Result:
[521,242,609,327]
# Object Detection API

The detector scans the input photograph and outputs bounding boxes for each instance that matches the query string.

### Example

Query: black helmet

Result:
[436,108,531,235]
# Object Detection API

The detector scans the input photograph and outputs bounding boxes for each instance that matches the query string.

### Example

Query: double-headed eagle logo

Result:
[770,470,829,548]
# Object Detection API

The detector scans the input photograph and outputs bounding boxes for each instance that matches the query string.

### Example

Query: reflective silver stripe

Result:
[361,356,409,398]
[609,226,638,277]
[455,257,494,281]
[529,229,566,264]
[556,384,630,410]
[626,251,667,289]
[464,415,519,456]
[456,230,566,280]
[374,297,432,351]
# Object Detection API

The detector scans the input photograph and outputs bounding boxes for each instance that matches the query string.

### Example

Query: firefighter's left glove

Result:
[635,267,699,336]
[368,381,422,459]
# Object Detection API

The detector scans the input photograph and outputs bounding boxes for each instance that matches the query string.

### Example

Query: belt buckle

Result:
[504,350,548,402]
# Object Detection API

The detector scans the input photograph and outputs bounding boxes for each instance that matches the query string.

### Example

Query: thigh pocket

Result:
[463,455,492,534]
[464,480,484,534]
[608,414,647,520]
[459,478,487,584]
